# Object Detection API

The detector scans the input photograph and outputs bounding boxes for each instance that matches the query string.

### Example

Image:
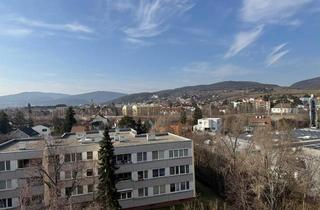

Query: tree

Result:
[27,103,33,127]
[135,119,143,134]
[0,111,11,134]
[63,107,77,133]
[118,116,136,129]
[52,115,64,135]
[180,109,187,124]
[193,105,202,125]
[97,128,121,210]
[13,110,27,128]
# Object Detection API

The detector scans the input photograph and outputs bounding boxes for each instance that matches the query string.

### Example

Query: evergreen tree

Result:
[97,128,121,210]
[63,107,77,132]
[180,109,187,124]
[135,118,143,134]
[0,111,11,134]
[142,120,152,133]
[118,116,136,129]
[192,105,202,125]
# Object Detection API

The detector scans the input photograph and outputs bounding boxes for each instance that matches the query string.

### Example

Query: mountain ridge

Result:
[0,91,126,108]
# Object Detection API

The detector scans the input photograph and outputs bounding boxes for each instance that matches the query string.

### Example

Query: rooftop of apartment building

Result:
[0,128,191,153]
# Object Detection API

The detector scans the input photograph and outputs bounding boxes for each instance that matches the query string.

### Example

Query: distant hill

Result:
[290,76,320,90]
[112,81,279,104]
[0,91,126,108]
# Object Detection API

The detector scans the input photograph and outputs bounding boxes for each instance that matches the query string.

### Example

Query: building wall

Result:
[0,136,195,209]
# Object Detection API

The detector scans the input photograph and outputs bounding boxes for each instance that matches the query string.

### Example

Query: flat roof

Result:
[0,130,191,153]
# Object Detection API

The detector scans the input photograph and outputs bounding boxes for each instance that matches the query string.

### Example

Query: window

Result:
[169,150,174,158]
[42,128,47,132]
[65,187,73,197]
[160,168,165,176]
[115,154,131,164]
[118,191,132,200]
[184,149,188,157]
[170,167,175,175]
[76,153,82,161]
[87,151,93,160]
[0,180,12,190]
[152,150,165,160]
[86,169,93,177]
[0,198,12,208]
[18,159,30,168]
[138,170,148,180]
[64,154,71,162]
[170,183,175,192]
[152,151,158,160]
[0,161,10,172]
[117,172,131,181]
[153,168,165,178]
[153,185,166,195]
[88,184,94,193]
[138,187,148,197]
[65,171,71,179]
[137,152,147,162]
[77,186,83,195]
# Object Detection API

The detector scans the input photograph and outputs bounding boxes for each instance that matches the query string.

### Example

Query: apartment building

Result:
[0,129,195,209]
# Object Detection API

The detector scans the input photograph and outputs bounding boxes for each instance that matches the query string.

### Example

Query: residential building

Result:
[9,127,40,139]
[122,105,133,116]
[271,103,297,115]
[193,118,222,133]
[32,125,51,137]
[0,129,195,209]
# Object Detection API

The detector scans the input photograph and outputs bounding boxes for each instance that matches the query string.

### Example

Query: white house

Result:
[193,118,222,133]
[32,125,51,136]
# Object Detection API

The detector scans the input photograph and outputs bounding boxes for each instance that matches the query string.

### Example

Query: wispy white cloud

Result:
[225,0,313,59]
[8,16,93,33]
[225,25,264,58]
[182,62,253,79]
[266,43,290,66]
[118,0,195,39]
[0,28,33,37]
[241,0,313,24]
[124,37,153,47]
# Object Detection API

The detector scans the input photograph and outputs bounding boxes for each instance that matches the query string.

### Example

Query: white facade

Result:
[32,125,51,136]
[193,118,222,133]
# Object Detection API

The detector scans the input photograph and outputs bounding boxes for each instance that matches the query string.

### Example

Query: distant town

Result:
[0,78,319,209]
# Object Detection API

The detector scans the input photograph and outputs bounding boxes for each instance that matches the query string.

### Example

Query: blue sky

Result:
[0,0,320,95]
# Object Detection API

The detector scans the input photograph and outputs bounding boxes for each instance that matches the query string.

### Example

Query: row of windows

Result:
[138,185,166,197]
[64,151,93,163]
[169,165,190,175]
[65,184,94,197]
[169,149,188,159]
[0,159,40,171]
[116,148,190,165]
[170,181,190,192]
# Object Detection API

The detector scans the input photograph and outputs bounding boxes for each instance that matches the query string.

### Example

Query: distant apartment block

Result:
[0,129,195,209]
[271,103,298,115]
[193,118,222,133]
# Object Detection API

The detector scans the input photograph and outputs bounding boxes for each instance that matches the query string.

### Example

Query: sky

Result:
[0,0,320,96]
